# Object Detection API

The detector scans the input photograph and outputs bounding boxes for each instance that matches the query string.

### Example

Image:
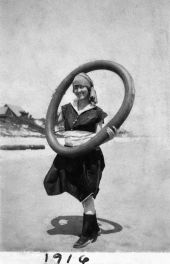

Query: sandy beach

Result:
[0,136,170,252]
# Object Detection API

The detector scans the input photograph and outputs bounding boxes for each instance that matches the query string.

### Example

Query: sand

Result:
[0,136,170,252]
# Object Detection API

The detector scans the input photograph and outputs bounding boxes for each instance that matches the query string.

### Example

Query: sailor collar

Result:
[71,100,96,115]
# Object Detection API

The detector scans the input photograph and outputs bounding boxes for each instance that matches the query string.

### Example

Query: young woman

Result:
[44,73,115,248]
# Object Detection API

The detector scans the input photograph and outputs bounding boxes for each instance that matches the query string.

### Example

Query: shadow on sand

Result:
[47,215,122,236]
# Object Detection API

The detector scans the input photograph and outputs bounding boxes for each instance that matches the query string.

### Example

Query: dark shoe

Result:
[73,214,100,248]
[78,215,101,236]
[73,235,96,248]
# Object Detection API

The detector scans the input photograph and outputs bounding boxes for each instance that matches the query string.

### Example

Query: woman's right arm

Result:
[57,110,64,124]
[54,110,64,134]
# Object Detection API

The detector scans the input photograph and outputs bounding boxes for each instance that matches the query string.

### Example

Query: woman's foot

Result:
[73,234,96,248]
[73,214,100,249]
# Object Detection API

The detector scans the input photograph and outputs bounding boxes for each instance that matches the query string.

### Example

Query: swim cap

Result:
[72,73,93,88]
[72,72,98,104]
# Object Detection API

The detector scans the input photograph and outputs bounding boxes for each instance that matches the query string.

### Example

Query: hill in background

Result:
[0,118,45,137]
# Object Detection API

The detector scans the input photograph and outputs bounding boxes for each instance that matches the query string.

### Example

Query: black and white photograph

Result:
[0,0,170,263]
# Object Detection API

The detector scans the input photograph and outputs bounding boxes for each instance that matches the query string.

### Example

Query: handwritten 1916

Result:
[45,253,90,264]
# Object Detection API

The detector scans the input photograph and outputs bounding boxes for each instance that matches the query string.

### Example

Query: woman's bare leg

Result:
[82,195,96,215]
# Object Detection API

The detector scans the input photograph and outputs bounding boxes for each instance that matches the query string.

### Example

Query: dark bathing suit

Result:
[44,103,107,202]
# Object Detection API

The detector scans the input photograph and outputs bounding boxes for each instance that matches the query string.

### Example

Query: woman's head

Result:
[72,73,97,104]
[72,73,93,90]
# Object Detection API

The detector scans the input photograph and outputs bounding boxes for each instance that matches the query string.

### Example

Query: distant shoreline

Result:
[0,134,45,138]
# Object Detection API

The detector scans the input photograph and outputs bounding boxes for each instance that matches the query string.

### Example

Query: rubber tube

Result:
[45,60,135,157]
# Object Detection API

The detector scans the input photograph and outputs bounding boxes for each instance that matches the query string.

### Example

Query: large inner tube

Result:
[45,60,135,157]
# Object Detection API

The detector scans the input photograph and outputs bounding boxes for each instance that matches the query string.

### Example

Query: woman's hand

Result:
[106,126,117,140]
[96,122,117,141]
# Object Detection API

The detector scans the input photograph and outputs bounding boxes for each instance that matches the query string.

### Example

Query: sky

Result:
[1,0,170,137]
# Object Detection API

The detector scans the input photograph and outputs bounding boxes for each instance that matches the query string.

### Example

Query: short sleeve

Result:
[97,107,108,124]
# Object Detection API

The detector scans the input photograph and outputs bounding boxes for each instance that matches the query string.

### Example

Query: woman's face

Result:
[73,85,90,101]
